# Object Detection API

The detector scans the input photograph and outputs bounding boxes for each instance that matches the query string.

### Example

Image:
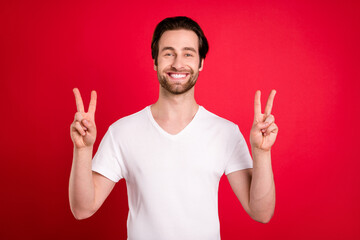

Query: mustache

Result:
[164,67,194,74]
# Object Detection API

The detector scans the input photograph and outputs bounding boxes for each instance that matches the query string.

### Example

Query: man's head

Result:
[151,16,209,95]
[151,16,209,68]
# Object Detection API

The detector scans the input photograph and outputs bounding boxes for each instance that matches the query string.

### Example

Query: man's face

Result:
[155,29,204,95]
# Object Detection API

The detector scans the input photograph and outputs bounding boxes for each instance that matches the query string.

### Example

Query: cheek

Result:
[157,58,171,69]
[186,58,200,68]
[189,62,200,72]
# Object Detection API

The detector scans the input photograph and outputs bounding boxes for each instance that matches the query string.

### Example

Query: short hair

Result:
[151,16,209,67]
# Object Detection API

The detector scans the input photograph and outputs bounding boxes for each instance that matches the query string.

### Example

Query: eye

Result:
[164,53,173,56]
[185,53,193,57]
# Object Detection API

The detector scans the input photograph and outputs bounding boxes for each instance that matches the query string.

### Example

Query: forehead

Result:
[159,29,199,51]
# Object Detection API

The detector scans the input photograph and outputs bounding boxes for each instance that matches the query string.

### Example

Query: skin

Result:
[227,90,277,223]
[151,30,203,134]
[69,89,115,219]
[69,29,278,223]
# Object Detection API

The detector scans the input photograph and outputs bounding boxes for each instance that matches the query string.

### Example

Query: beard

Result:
[157,67,199,95]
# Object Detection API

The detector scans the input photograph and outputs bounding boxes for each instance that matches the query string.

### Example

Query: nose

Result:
[171,55,185,70]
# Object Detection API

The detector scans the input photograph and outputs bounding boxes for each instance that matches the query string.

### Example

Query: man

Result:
[69,16,278,240]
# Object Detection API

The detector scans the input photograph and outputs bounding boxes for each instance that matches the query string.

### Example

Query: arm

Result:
[227,151,275,223]
[227,90,278,223]
[68,88,116,220]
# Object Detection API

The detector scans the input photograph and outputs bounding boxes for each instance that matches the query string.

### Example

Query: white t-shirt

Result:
[92,105,253,240]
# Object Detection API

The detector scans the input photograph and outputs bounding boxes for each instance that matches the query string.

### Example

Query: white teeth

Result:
[170,74,186,78]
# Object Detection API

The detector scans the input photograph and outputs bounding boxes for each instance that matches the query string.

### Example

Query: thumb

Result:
[82,119,96,132]
[253,121,269,131]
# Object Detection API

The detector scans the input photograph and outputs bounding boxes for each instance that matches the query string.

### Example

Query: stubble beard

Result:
[157,67,199,95]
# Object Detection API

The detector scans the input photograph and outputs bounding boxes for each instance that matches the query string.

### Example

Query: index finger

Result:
[254,90,261,117]
[73,88,85,113]
[264,89,276,116]
[88,90,97,114]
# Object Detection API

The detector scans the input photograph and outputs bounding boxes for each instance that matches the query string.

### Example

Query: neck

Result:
[151,86,199,121]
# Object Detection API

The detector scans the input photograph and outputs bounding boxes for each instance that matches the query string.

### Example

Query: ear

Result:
[199,59,204,71]
[153,59,157,71]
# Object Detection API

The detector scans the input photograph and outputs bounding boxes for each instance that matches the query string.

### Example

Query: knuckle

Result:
[75,121,83,130]
[83,118,90,124]
[75,112,83,119]
[266,115,275,122]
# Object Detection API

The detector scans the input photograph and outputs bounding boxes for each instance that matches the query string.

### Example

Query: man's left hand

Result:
[250,90,278,152]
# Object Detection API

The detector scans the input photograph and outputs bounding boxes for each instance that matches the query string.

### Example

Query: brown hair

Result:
[151,16,209,68]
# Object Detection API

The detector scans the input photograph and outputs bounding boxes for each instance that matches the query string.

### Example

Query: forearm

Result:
[69,147,96,219]
[249,149,275,223]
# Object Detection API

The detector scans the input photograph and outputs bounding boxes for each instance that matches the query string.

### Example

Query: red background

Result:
[1,0,359,239]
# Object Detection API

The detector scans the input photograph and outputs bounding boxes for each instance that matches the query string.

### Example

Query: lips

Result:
[167,72,189,79]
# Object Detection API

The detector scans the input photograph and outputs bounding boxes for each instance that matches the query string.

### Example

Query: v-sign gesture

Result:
[70,88,97,149]
[250,90,278,152]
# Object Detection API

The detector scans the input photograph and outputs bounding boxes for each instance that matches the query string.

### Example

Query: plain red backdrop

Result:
[1,0,359,239]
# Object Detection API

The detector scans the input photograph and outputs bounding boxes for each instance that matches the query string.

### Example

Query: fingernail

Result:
[83,119,88,125]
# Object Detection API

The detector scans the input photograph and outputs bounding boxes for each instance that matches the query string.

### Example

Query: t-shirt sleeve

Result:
[92,126,124,182]
[224,124,253,175]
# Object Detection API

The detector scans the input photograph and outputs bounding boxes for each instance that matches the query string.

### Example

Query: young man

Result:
[69,16,278,240]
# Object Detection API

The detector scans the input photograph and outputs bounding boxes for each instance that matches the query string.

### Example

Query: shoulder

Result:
[199,106,238,131]
[197,106,245,144]
[108,106,149,134]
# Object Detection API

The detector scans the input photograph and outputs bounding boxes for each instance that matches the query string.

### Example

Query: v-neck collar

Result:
[146,105,202,140]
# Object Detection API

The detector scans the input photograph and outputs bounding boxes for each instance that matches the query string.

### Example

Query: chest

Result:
[122,134,227,186]
[153,118,191,135]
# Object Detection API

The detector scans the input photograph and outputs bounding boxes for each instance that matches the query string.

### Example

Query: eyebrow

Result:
[161,46,197,53]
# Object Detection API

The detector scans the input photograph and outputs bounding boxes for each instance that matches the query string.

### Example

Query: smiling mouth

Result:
[167,72,189,79]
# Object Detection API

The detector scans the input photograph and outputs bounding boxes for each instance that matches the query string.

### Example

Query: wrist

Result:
[251,146,271,156]
[251,147,271,167]
[74,145,93,153]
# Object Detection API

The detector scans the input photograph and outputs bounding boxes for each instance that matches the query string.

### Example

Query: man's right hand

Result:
[70,88,97,149]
